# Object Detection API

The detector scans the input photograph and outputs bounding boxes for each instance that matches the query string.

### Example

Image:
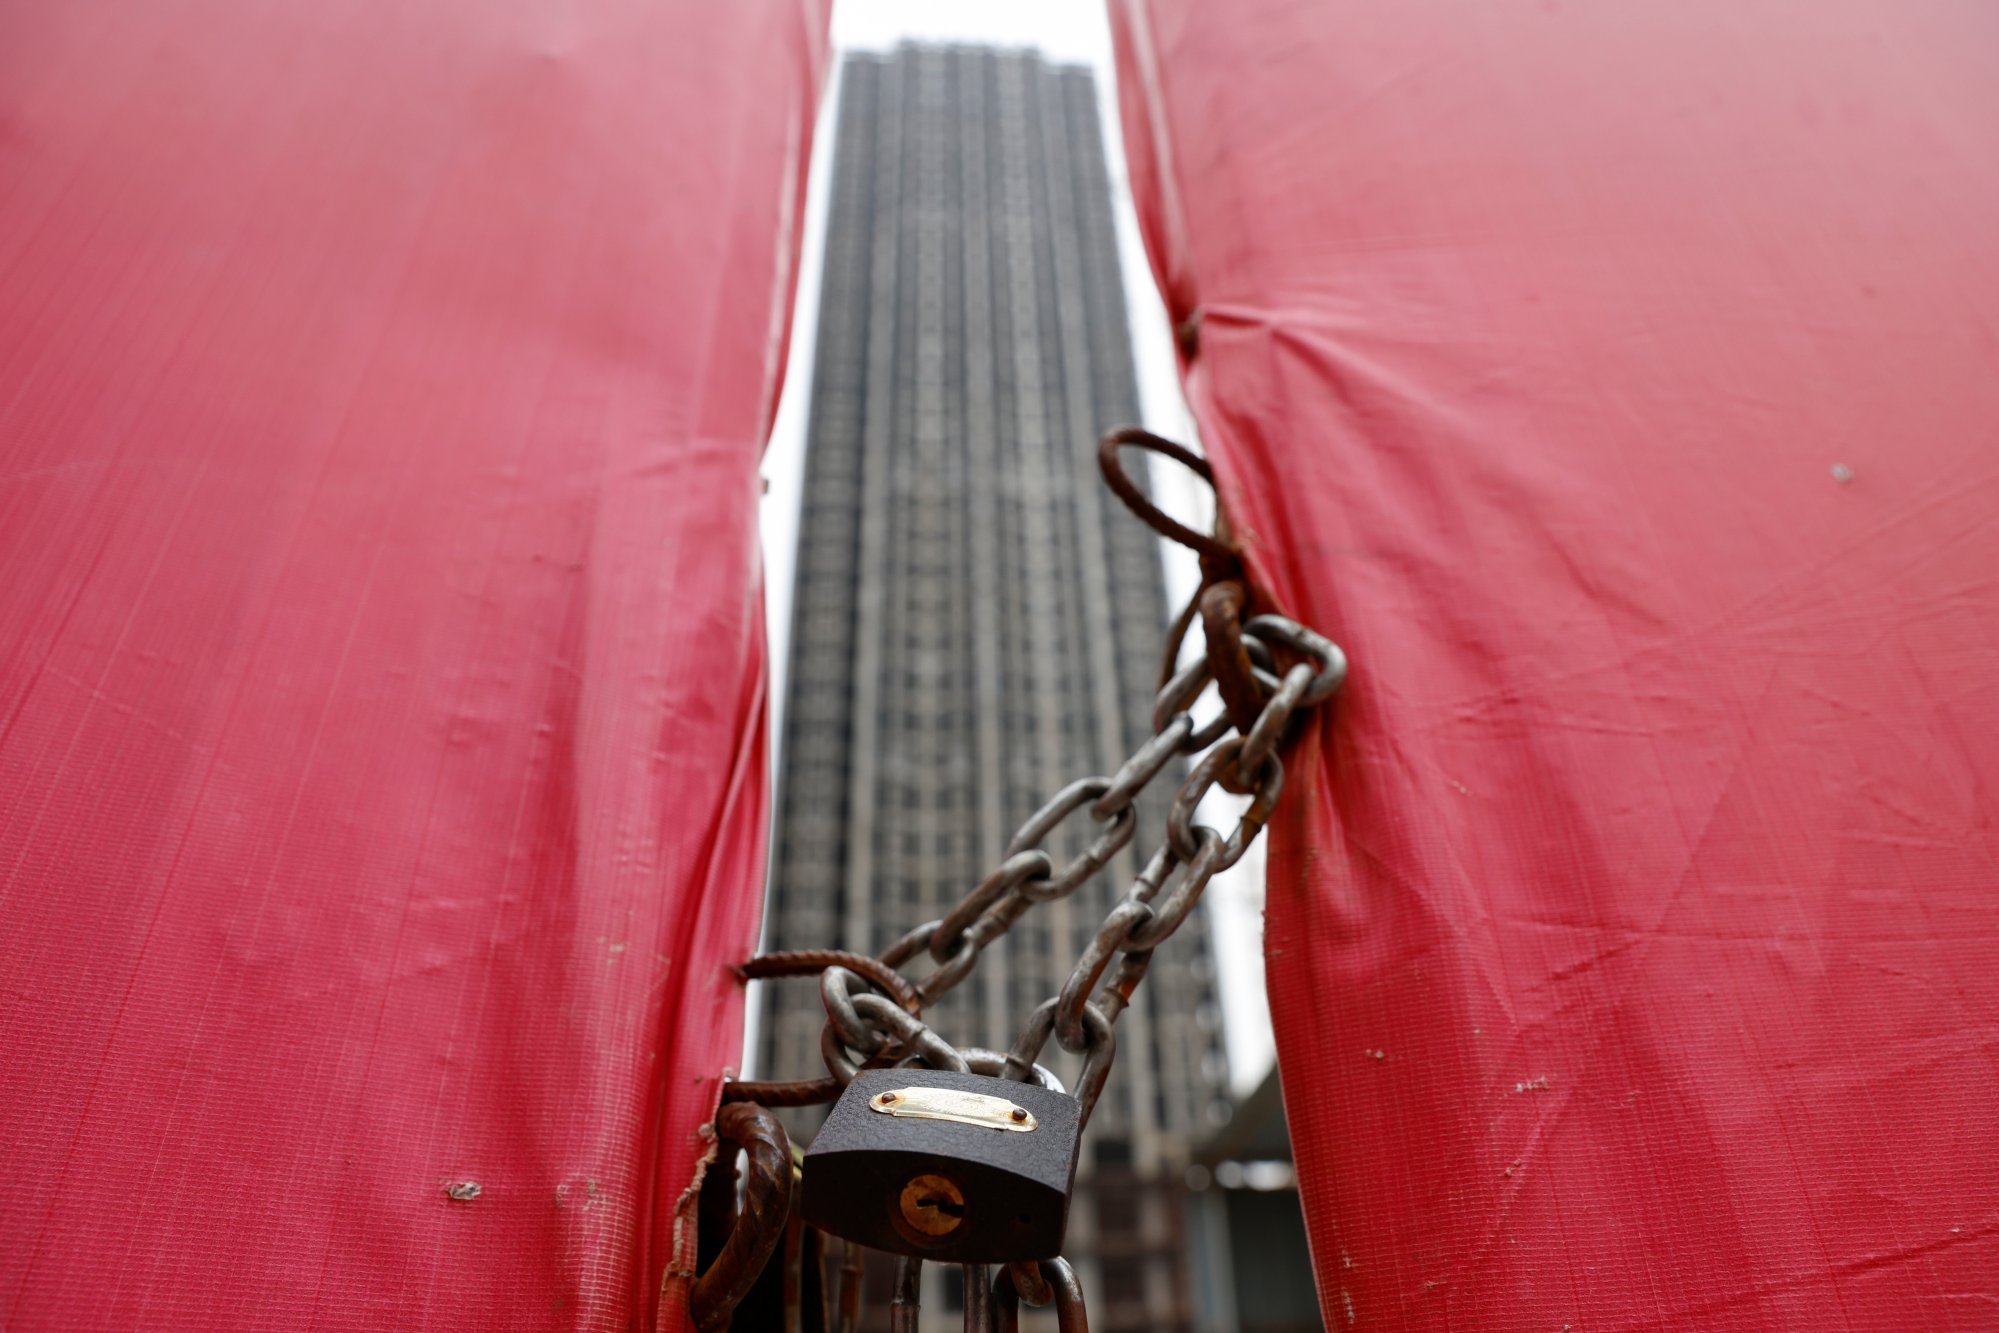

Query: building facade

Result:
[759,44,1230,1331]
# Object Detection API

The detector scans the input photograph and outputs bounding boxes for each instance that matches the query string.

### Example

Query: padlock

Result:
[801,1068,1081,1263]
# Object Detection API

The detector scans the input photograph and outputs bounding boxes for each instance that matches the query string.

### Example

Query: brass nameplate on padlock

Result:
[868,1086,1038,1132]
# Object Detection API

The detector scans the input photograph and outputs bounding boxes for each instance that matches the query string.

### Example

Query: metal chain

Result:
[698,427,1347,1329]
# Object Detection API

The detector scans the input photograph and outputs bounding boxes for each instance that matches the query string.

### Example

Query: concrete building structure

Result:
[758,44,1230,1331]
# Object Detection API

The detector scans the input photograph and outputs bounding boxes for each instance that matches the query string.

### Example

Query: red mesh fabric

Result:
[1111,1,1999,1326]
[0,1,826,1327]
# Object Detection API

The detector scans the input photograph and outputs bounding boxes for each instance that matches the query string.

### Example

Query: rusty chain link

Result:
[697,427,1344,1329]
[993,1258,1088,1332]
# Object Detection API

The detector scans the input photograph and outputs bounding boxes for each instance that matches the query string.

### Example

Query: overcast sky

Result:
[757,1,1275,1097]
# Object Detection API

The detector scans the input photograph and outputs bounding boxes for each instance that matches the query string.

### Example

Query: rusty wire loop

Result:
[703,428,1345,1329]
[994,1258,1090,1332]
[1006,1260,1054,1309]
[723,949,923,1108]
[689,1102,795,1333]
[1097,426,1233,562]
[741,948,923,1015]
[1200,581,1269,736]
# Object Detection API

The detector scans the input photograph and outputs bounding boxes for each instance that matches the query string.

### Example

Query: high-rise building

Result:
[759,44,1229,1331]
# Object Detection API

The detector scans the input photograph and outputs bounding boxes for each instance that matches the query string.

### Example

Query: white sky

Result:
[757,0,1275,1098]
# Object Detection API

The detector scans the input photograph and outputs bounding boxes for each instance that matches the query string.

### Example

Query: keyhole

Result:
[897,1173,967,1240]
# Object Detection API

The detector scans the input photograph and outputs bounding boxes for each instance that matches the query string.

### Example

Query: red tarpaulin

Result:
[1112,1,1999,1327]
[0,1,826,1327]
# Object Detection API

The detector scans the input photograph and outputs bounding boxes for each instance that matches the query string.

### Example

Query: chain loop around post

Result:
[717,429,1345,1327]
[725,948,922,1108]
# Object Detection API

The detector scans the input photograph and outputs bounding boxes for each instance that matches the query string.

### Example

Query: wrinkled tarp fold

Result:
[0,1,827,1327]
[1111,1,1999,1327]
